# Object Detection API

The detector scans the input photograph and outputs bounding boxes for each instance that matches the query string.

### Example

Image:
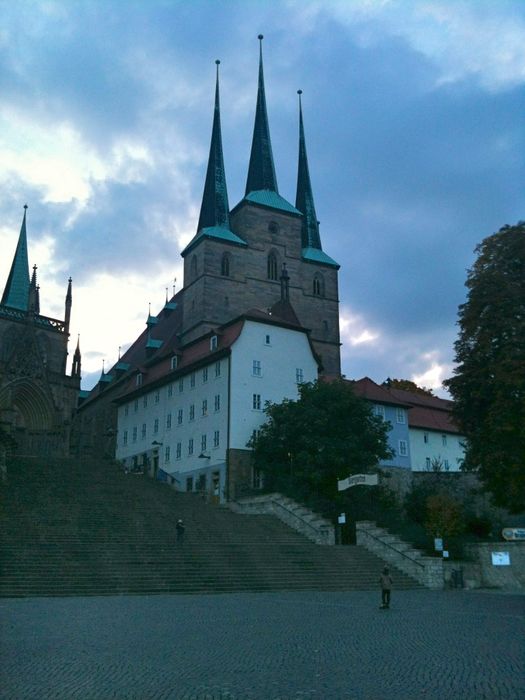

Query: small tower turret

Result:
[72,335,81,378]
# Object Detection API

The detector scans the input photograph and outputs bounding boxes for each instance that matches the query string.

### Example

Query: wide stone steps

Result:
[0,457,421,596]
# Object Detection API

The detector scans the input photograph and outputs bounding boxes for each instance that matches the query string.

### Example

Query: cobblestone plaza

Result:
[1,590,524,699]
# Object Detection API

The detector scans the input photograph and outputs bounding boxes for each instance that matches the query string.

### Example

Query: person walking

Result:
[176,519,185,545]
[379,566,393,608]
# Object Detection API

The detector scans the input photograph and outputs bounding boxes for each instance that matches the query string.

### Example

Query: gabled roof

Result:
[349,377,412,407]
[1,207,30,311]
[387,388,460,434]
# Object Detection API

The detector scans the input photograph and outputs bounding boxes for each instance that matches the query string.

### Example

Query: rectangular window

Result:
[132,427,137,443]
[396,408,406,424]
[252,393,261,410]
[252,360,261,377]
[215,361,221,377]
[171,356,178,370]
[155,391,160,404]
[136,373,143,387]
[166,413,172,429]
[141,423,146,439]
[124,406,129,416]
[210,335,218,351]
[202,399,208,416]
[296,368,304,383]
[188,438,194,455]
[201,434,207,452]
[154,418,159,434]
[178,408,183,425]
[213,430,220,448]
[167,384,173,398]
[265,334,271,345]
[134,400,138,412]
[189,404,195,421]
[176,442,182,460]
[214,394,220,412]
[423,432,429,444]
[165,446,170,463]
[190,373,195,388]
[444,459,450,471]
[426,457,431,470]
[143,396,148,408]
[399,440,408,457]
[375,405,385,419]
[178,378,184,393]
[123,430,128,446]
[442,434,447,446]
[202,367,208,383]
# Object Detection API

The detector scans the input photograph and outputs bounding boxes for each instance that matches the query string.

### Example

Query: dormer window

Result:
[170,355,178,370]
[136,373,143,387]
[210,335,218,351]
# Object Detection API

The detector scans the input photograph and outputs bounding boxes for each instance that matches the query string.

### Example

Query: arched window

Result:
[190,255,197,279]
[221,253,230,277]
[313,273,324,297]
[267,253,278,281]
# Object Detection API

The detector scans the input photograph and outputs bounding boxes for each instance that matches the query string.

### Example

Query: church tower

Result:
[0,207,81,456]
[180,38,340,375]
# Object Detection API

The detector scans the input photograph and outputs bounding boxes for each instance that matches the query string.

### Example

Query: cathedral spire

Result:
[1,205,30,311]
[197,60,230,233]
[28,265,40,314]
[295,91,322,251]
[245,35,278,196]
[65,277,72,331]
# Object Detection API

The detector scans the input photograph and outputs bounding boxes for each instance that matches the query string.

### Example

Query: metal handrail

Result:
[356,525,425,568]
[271,498,330,538]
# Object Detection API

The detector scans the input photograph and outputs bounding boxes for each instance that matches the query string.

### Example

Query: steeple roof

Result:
[295,91,321,250]
[197,60,230,233]
[295,93,340,269]
[245,35,278,196]
[182,61,246,257]
[1,206,30,311]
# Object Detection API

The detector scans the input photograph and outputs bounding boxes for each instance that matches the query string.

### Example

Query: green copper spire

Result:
[197,60,230,233]
[245,35,278,195]
[1,205,30,311]
[295,91,322,250]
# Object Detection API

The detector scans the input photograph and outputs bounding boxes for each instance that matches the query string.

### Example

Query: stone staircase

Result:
[0,458,421,596]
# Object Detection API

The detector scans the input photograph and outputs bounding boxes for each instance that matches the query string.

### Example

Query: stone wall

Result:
[230,492,335,545]
[465,542,525,591]
[356,520,444,589]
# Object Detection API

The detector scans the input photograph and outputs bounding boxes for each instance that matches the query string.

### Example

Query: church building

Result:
[0,207,81,456]
[76,38,341,497]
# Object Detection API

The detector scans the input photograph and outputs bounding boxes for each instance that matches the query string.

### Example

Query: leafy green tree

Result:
[382,378,434,396]
[444,222,525,512]
[249,380,393,512]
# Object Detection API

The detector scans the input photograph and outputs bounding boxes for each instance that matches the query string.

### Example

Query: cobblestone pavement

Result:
[1,590,524,700]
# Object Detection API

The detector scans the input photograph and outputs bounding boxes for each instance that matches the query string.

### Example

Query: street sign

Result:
[337,473,378,491]
[492,552,510,566]
[502,528,525,541]
[338,513,346,524]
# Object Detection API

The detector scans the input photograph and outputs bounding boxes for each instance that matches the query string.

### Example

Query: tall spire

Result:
[245,35,278,196]
[65,277,72,330]
[295,91,322,250]
[1,205,30,311]
[197,60,230,233]
[28,265,40,314]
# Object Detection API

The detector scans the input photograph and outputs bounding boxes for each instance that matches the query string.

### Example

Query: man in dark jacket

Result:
[379,566,393,608]
[176,519,185,545]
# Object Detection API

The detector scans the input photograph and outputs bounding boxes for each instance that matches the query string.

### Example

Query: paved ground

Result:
[1,590,524,700]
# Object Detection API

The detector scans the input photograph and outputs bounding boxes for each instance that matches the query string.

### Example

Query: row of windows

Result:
[163,431,221,463]
[125,362,222,415]
[423,432,449,446]
[251,360,304,383]
[425,457,451,470]
[191,250,326,296]
[374,405,406,424]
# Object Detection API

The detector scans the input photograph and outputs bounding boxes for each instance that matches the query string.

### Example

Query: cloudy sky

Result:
[1,0,524,395]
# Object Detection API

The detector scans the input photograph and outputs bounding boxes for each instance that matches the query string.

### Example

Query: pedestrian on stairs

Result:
[176,519,185,545]
[379,566,393,608]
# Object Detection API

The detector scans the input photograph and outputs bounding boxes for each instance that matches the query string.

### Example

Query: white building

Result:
[115,309,319,501]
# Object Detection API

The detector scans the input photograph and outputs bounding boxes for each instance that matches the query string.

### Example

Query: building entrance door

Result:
[211,471,220,504]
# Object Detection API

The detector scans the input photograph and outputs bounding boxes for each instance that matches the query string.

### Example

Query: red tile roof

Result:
[387,388,460,434]
[349,377,411,407]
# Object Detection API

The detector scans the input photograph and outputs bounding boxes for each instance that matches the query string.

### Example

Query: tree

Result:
[248,380,393,512]
[444,222,525,512]
[383,378,434,397]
